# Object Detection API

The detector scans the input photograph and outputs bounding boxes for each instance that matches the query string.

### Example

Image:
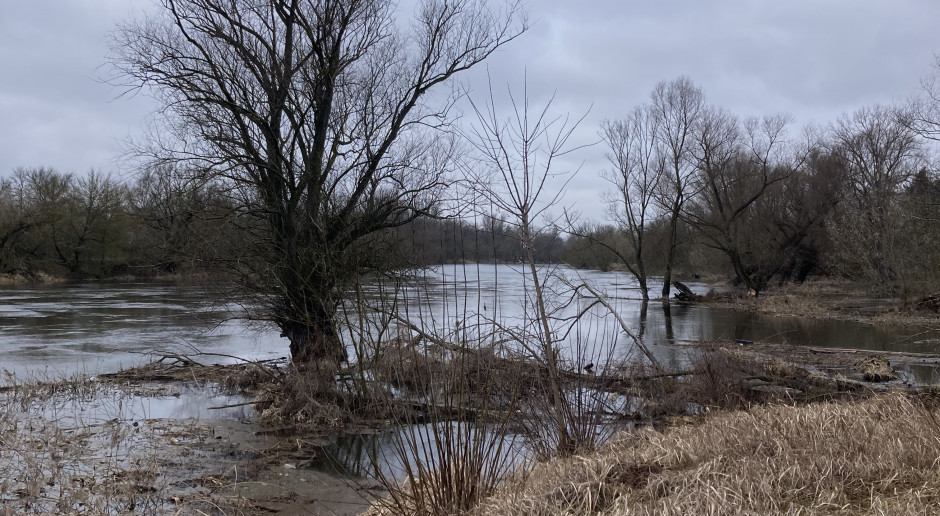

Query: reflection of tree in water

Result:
[662,303,674,342]
[310,432,390,479]
[638,300,649,341]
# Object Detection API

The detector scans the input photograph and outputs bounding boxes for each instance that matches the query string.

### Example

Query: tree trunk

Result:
[280,317,347,366]
[638,275,650,302]
[661,207,681,300]
[636,246,650,301]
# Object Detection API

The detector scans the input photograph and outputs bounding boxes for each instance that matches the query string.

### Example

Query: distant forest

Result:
[3,80,940,298]
[2,160,938,293]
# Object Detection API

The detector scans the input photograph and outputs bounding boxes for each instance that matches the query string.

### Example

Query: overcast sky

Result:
[2,0,939,219]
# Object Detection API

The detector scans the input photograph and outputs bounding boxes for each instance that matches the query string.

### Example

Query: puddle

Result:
[308,422,529,482]
[28,383,253,428]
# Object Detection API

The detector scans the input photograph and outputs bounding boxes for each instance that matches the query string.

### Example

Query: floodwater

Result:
[3,265,939,489]
[0,283,285,378]
[1,265,938,380]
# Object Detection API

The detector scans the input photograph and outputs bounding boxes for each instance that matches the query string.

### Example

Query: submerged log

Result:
[559,369,693,394]
[672,281,698,303]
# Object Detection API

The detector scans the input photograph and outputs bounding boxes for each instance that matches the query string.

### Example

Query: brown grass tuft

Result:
[473,391,940,515]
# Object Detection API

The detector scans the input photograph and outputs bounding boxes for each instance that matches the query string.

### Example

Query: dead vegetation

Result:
[3,333,926,516]
[702,278,940,326]
[0,371,252,515]
[357,332,940,515]
[859,356,898,382]
[471,391,940,515]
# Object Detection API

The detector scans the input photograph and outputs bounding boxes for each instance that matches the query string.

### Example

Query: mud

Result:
[0,371,383,515]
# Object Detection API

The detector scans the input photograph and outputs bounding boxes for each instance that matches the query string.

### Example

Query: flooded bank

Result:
[0,374,380,514]
[2,266,939,512]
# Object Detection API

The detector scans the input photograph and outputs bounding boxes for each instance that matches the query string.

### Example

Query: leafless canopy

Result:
[597,105,665,299]
[110,0,526,363]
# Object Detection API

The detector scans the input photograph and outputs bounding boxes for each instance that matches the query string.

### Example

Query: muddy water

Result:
[1,266,937,379]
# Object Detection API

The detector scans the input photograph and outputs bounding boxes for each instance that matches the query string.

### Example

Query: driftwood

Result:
[672,281,698,303]
[807,346,940,359]
[559,368,693,394]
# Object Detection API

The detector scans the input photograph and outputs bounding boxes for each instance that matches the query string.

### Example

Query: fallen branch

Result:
[572,281,664,373]
[208,400,265,410]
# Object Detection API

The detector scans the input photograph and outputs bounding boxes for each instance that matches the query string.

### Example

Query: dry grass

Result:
[360,336,525,516]
[703,287,830,319]
[473,391,940,515]
[703,278,940,327]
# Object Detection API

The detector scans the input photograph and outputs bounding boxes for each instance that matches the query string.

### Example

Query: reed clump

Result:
[472,391,940,515]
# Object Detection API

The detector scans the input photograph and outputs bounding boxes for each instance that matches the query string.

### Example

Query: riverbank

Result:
[358,336,940,515]
[699,278,940,327]
[471,390,940,515]
[6,338,940,515]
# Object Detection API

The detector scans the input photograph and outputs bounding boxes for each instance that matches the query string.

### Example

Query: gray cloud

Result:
[0,0,154,177]
[2,0,938,219]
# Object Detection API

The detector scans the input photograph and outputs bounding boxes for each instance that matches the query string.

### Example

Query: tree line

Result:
[0,165,237,278]
[4,75,940,298]
[5,122,938,303]
[576,76,940,300]
[0,169,568,279]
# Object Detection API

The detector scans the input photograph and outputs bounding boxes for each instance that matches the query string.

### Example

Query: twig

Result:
[208,400,264,410]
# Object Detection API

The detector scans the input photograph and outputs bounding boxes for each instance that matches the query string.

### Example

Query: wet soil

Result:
[174,418,383,515]
[0,365,384,515]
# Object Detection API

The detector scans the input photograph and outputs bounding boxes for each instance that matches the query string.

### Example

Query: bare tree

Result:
[597,104,664,301]
[686,111,797,294]
[463,82,581,453]
[829,105,923,284]
[905,55,940,141]
[130,164,227,273]
[650,77,706,300]
[110,0,525,367]
[59,171,128,276]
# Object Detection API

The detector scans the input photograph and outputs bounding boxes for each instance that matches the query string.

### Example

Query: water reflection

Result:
[22,383,251,428]
[308,422,525,482]
[1,266,937,380]
[0,283,286,377]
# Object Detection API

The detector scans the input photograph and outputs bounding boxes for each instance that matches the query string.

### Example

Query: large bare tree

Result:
[598,104,664,301]
[650,77,705,300]
[829,105,923,284]
[686,111,798,294]
[110,0,525,366]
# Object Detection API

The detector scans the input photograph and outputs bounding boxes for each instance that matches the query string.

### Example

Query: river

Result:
[1,264,938,381]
